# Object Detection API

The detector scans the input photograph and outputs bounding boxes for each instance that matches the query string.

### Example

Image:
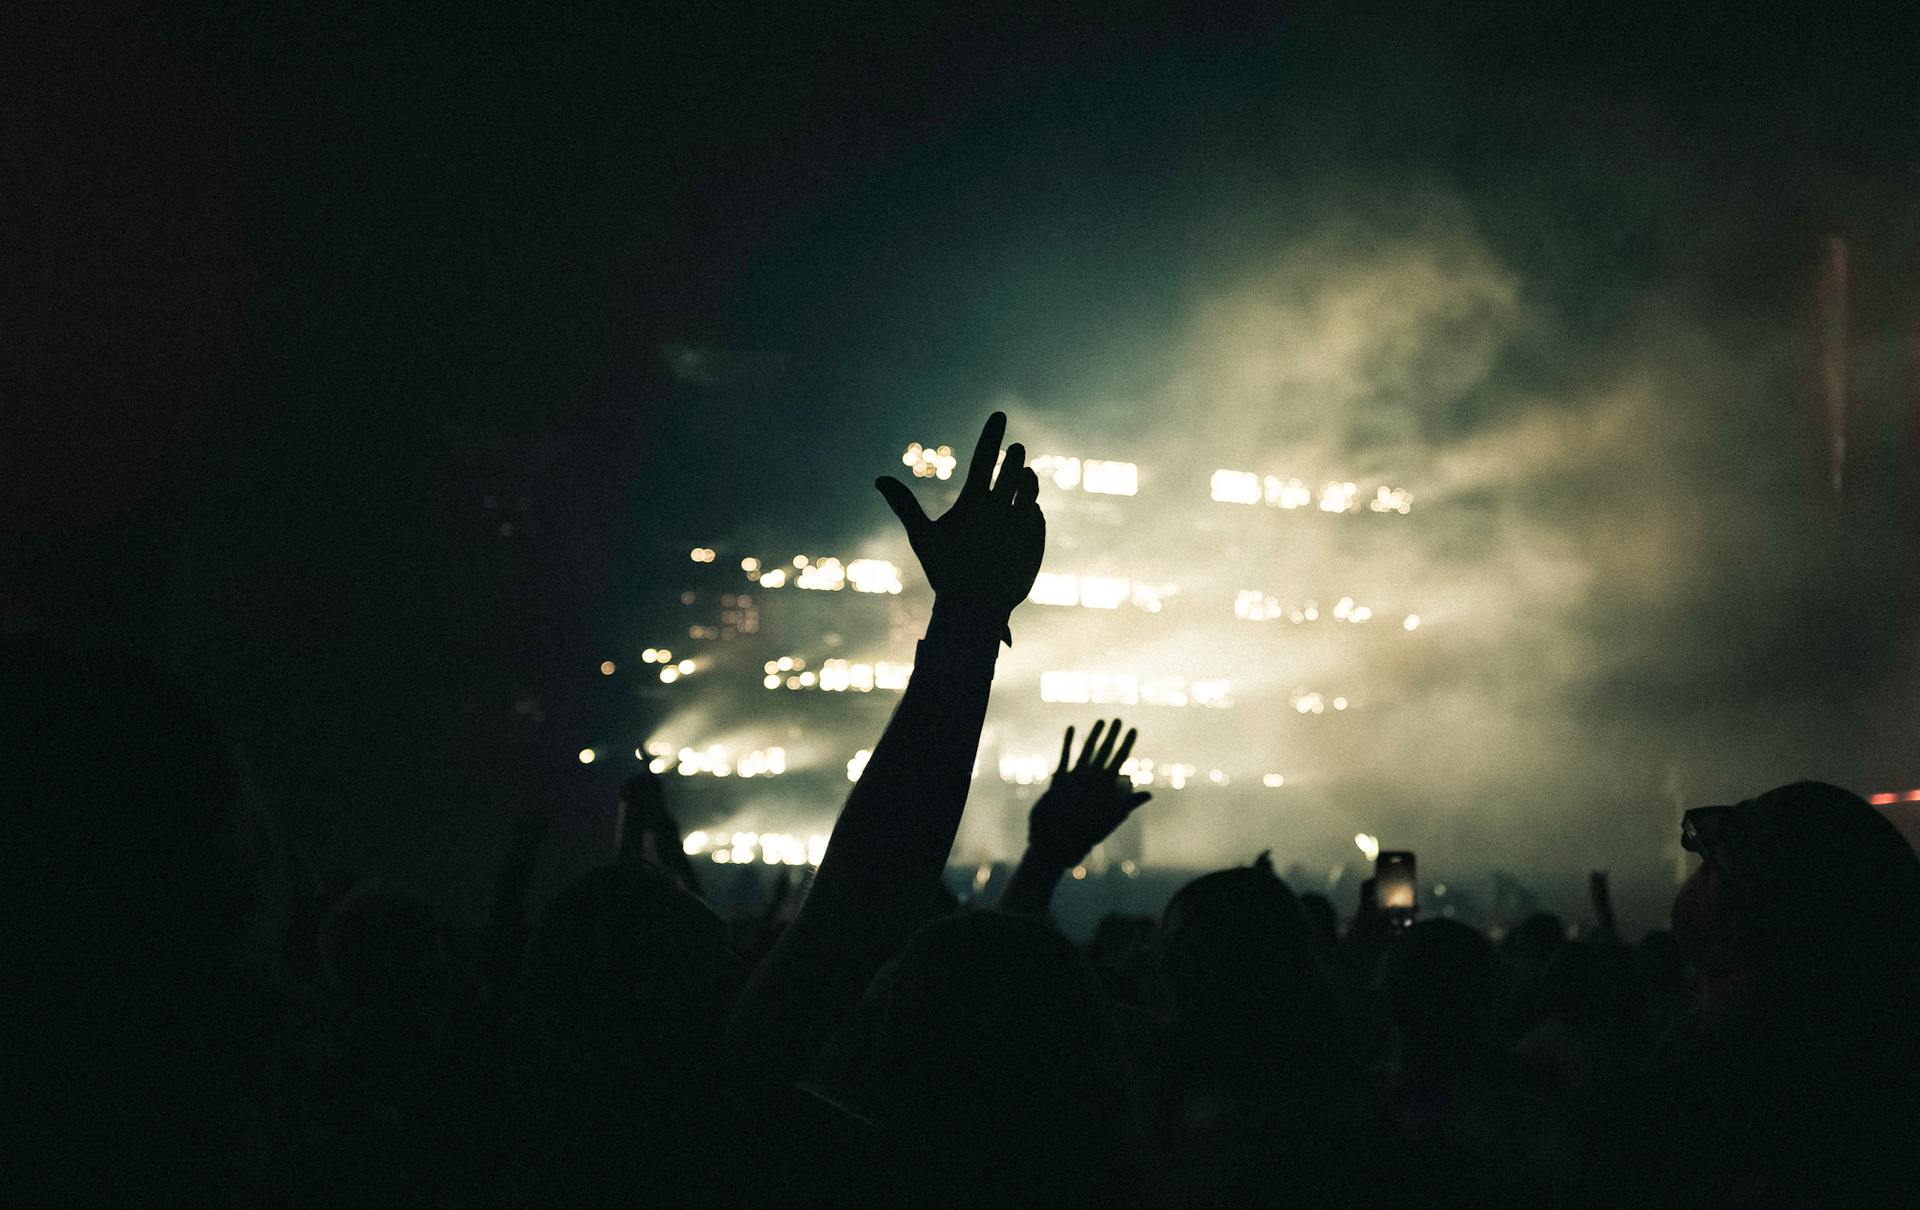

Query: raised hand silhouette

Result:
[874,411,1044,643]
[1002,720,1153,917]
[727,413,1046,1091]
[1030,719,1152,866]
[618,768,702,897]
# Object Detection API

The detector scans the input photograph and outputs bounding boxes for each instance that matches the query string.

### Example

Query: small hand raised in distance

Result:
[1027,718,1153,867]
[619,769,678,855]
[874,411,1045,639]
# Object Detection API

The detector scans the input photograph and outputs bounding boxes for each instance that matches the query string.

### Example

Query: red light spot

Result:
[1905,789,1920,802]
[1869,793,1899,805]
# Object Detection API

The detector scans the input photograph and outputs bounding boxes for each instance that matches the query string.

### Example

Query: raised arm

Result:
[725,412,1044,1074]
[481,806,551,1000]
[617,770,703,899]
[1001,719,1153,917]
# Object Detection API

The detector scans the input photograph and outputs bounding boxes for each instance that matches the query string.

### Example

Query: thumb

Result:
[1126,791,1154,811]
[874,476,931,540]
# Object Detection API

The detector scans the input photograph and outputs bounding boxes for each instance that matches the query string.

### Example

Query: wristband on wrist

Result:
[926,597,1014,647]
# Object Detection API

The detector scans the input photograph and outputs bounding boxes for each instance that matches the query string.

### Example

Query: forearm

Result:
[1000,847,1070,917]
[724,599,1001,1075]
[806,603,999,911]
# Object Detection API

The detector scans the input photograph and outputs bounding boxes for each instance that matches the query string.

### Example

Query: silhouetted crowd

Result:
[10,415,1920,1207]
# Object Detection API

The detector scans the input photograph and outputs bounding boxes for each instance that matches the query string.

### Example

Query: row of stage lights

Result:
[690,549,1430,634]
[901,443,1413,518]
[1209,471,1413,514]
[584,738,1288,793]
[624,648,1360,715]
[1235,592,1421,631]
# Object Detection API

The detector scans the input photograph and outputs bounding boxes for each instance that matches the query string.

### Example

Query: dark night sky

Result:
[9,3,1920,916]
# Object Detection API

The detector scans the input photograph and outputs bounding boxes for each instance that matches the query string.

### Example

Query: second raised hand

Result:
[1027,718,1154,867]
[875,411,1046,642]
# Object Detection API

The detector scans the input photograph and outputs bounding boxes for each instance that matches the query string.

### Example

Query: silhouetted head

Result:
[1532,940,1638,1027]
[1159,858,1325,1019]
[1377,918,1502,1061]
[527,861,742,1083]
[1297,891,1339,959]
[1500,911,1568,976]
[1674,781,1920,1009]
[856,911,1139,1197]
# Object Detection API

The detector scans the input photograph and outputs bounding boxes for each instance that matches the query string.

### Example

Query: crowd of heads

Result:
[12,441,1920,1207]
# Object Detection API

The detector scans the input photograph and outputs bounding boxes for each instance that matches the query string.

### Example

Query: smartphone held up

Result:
[1376,850,1417,928]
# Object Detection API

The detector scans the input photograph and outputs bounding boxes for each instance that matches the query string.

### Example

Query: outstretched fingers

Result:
[1109,726,1138,772]
[992,443,1027,505]
[1011,466,1041,508]
[1093,717,1124,767]
[874,477,931,542]
[961,411,1008,500]
[1075,719,1108,769]
[1057,725,1076,774]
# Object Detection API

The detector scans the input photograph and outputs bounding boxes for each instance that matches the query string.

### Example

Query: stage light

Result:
[578,748,596,764]
[1079,575,1129,609]
[797,558,845,591]
[1211,469,1261,504]
[902,442,957,480]
[1355,833,1380,861]
[1370,485,1413,514]
[1191,679,1234,708]
[1404,614,1421,631]
[1082,459,1137,495]
[847,558,902,594]
[683,831,709,855]
[600,660,616,675]
[1031,572,1080,607]
[1041,671,1092,704]
[759,568,787,588]
[847,749,871,781]
[1266,476,1312,509]
[1032,453,1081,490]
[1263,773,1286,788]
[1318,482,1358,513]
